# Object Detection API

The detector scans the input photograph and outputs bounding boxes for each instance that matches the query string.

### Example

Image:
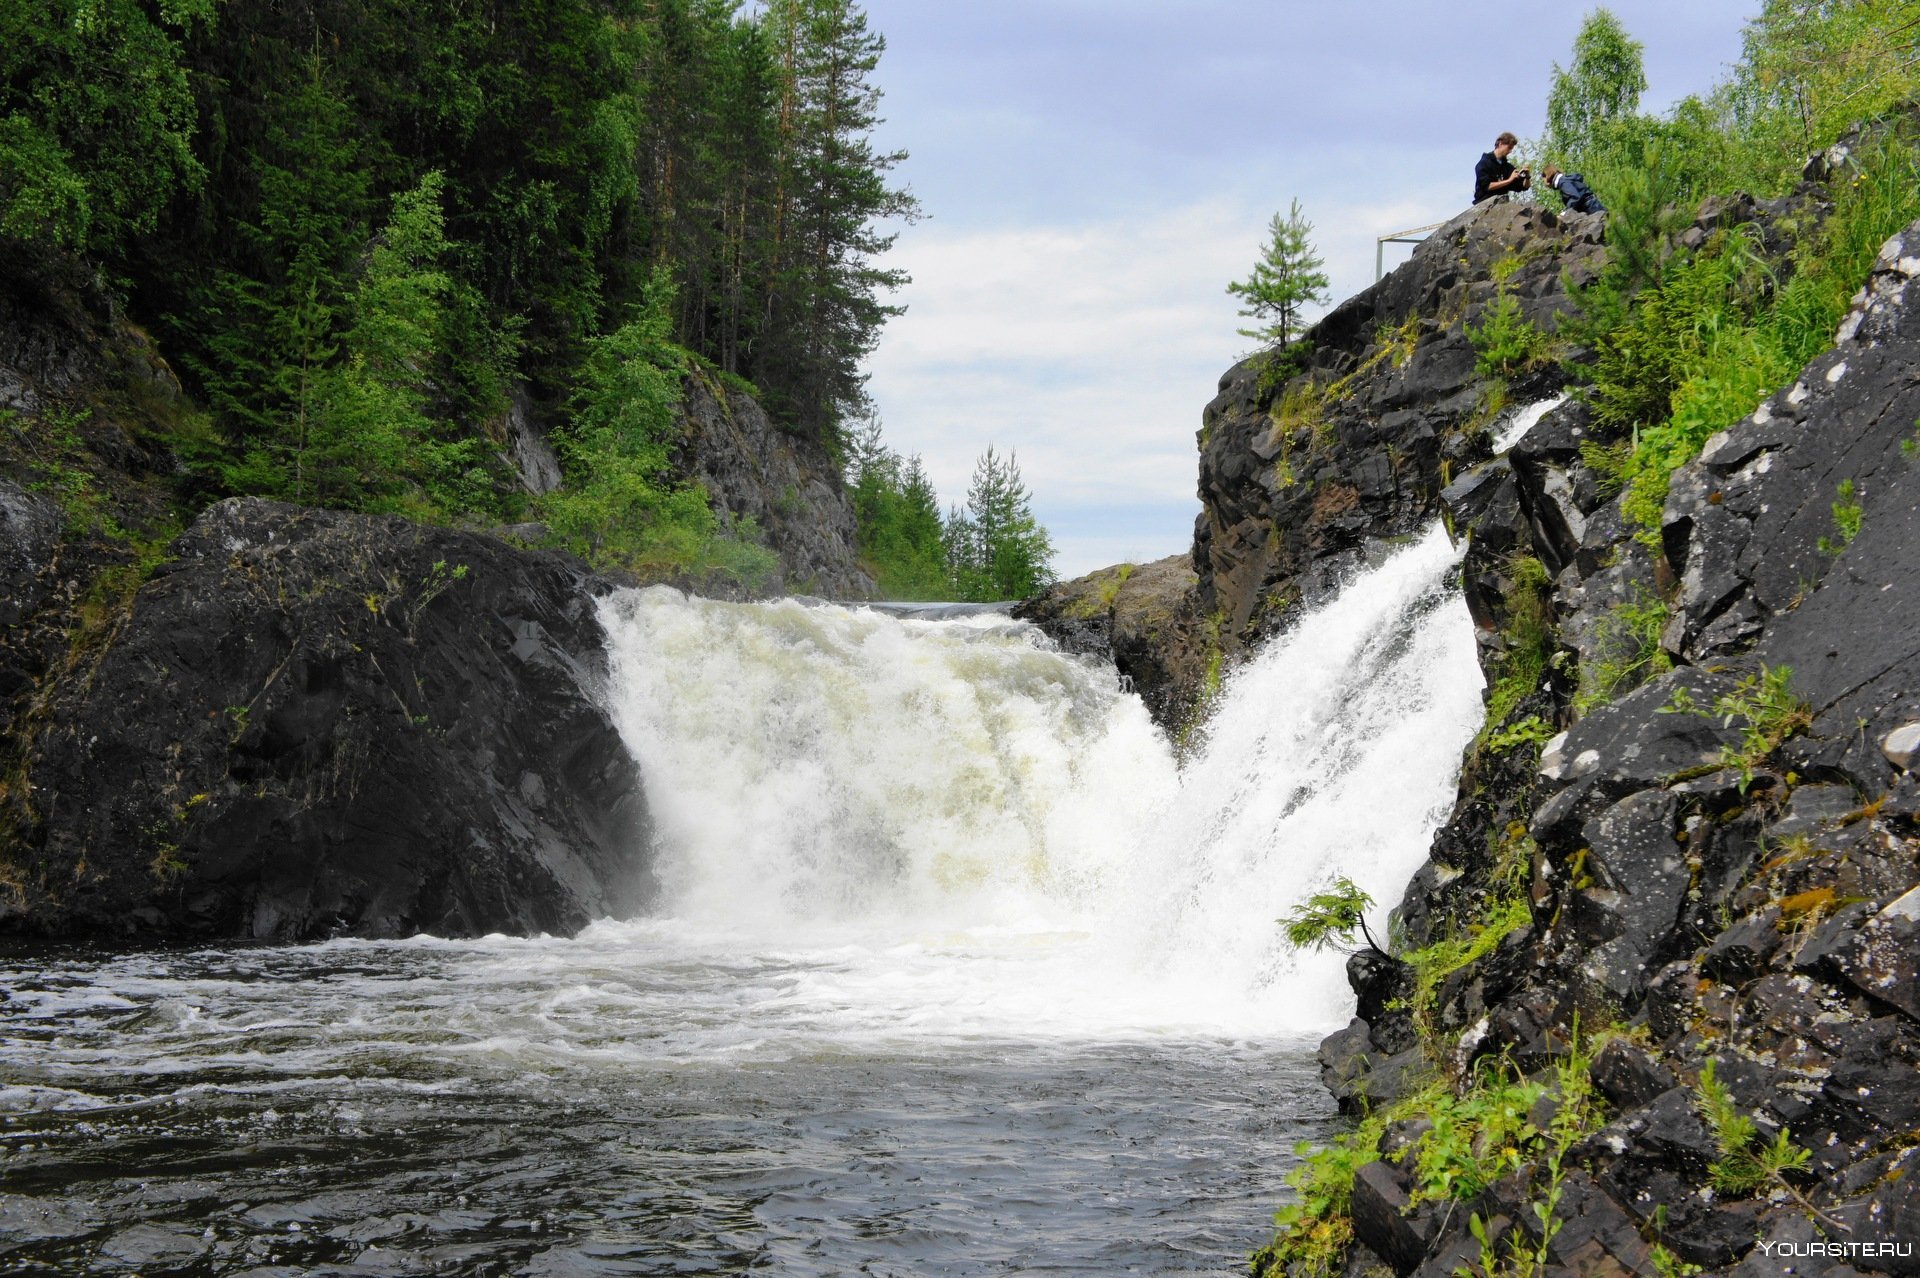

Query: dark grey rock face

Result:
[0,499,653,942]
[1317,211,1920,1277]
[1194,201,1605,650]
[671,373,874,599]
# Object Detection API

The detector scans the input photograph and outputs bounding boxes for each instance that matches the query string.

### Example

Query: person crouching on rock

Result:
[1474,132,1531,204]
[1540,166,1606,215]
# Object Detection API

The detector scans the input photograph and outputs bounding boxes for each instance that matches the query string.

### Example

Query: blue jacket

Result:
[1554,171,1606,215]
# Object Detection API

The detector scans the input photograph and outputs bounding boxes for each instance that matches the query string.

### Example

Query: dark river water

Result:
[1,928,1331,1276]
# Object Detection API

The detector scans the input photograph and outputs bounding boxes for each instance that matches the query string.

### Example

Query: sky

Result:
[856,0,1762,579]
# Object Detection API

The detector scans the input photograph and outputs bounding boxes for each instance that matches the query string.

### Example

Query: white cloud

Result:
[866,186,1465,578]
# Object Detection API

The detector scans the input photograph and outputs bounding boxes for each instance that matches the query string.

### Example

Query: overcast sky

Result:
[856,1,1761,579]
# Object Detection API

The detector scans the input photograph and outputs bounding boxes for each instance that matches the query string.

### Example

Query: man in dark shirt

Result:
[1474,132,1530,204]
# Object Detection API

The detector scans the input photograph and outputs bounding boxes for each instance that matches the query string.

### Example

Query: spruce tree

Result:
[947,447,1056,601]
[1227,200,1331,347]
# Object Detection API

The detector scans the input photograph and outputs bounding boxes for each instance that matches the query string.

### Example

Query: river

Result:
[1,527,1481,1275]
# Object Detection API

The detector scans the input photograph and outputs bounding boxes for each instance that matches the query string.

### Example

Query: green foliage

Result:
[1817,478,1863,554]
[1574,590,1672,714]
[1545,8,1647,171]
[1478,555,1555,745]
[1468,293,1549,379]
[1695,1059,1812,1195]
[0,0,213,253]
[1409,1061,1543,1205]
[944,447,1057,601]
[539,270,772,587]
[1229,199,1331,347]
[1254,1111,1382,1278]
[1547,8,1920,547]
[10,404,112,535]
[1485,715,1556,755]
[1279,876,1382,956]
[1595,134,1920,541]
[756,0,920,438]
[844,414,949,599]
[1403,895,1532,1031]
[1259,1038,1607,1278]
[9,0,922,560]
[1664,665,1813,788]
[1456,1036,1604,1278]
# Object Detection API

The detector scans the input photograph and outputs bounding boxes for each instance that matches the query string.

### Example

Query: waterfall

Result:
[594,525,1482,1037]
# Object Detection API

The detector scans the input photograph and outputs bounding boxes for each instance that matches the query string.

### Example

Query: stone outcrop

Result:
[0,499,653,942]
[1026,201,1612,730]
[1013,554,1210,735]
[1313,214,1920,1276]
[672,370,875,599]
[1196,200,1606,650]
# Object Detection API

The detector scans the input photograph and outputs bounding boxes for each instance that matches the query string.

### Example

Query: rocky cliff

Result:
[0,249,863,945]
[671,369,875,599]
[1140,185,1920,1274]
[0,497,652,942]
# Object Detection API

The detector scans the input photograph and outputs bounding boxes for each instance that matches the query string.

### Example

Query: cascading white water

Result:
[0,525,1487,1275]
[595,524,1483,1038]
[1494,391,1569,452]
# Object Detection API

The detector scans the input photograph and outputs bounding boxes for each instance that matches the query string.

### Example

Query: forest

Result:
[1,0,1053,599]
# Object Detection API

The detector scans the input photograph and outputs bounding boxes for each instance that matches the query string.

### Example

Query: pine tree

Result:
[758,0,918,440]
[845,414,947,597]
[1227,200,1331,347]
[305,171,463,509]
[196,54,373,495]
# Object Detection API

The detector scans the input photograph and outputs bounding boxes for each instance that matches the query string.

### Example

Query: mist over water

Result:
[1,525,1484,1275]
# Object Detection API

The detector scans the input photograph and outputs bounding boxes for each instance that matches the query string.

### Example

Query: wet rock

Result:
[1319,1018,1381,1112]
[1727,1211,1877,1278]
[1530,670,1745,843]
[1829,1148,1920,1275]
[2,500,655,942]
[1823,889,1920,1020]
[1703,908,1785,986]
[1885,722,1920,772]
[1350,1160,1437,1276]
[1498,1169,1650,1274]
[99,1223,212,1266]
[1615,1087,1722,1176]
[1016,554,1208,735]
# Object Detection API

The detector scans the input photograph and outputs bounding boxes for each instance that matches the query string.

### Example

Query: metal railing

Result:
[1375,219,1449,281]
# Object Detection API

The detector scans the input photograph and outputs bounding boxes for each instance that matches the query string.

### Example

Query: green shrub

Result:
[1469,293,1549,379]
[1695,1059,1811,1195]
[1818,478,1863,554]
[1574,591,1672,714]
[1663,665,1812,789]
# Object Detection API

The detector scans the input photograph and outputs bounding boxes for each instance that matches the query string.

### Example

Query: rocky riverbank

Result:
[0,252,870,944]
[1029,153,1920,1274]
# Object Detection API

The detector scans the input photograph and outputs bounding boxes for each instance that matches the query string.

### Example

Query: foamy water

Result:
[0,526,1483,1274]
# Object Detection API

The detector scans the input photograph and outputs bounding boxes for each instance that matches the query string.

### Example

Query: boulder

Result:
[1,499,654,942]
[1349,1160,1438,1276]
